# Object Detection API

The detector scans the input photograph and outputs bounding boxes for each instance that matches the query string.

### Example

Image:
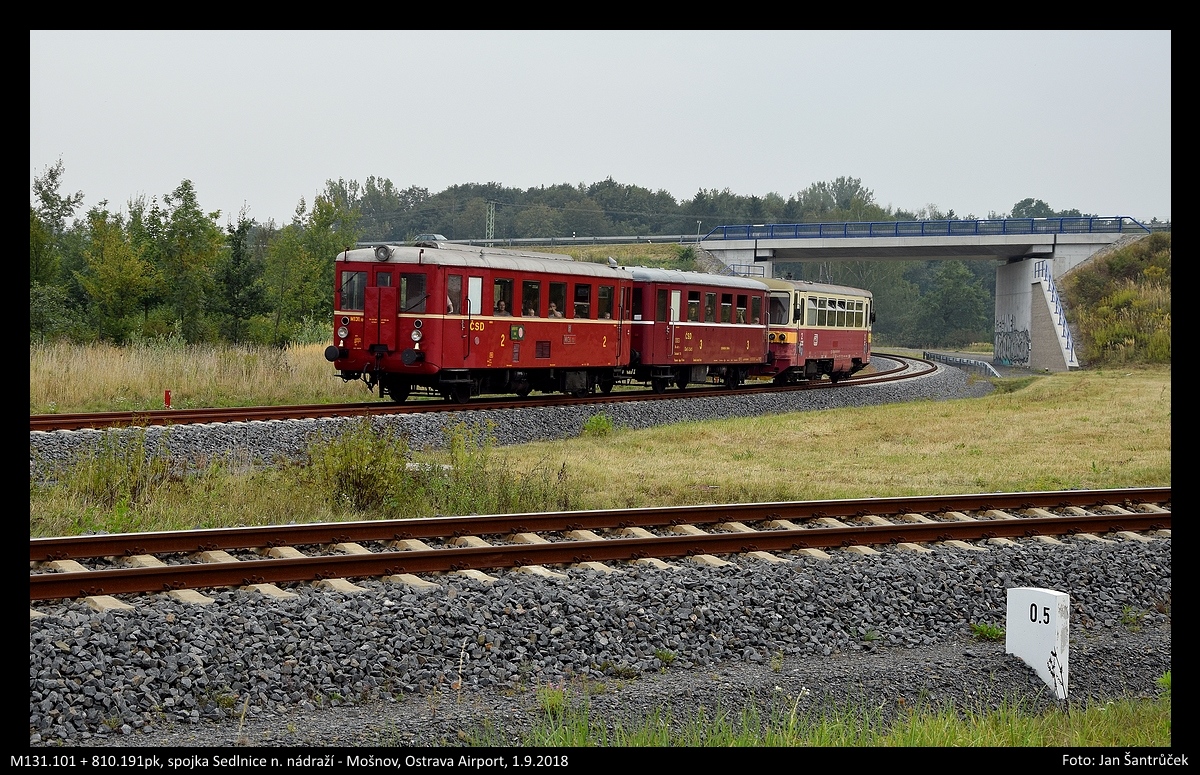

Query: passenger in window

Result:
[495,300,511,316]
[446,296,455,314]
[548,302,564,318]
[525,304,537,317]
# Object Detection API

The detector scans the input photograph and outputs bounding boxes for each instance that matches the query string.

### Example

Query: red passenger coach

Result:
[754,278,873,383]
[325,243,633,402]
[626,268,769,392]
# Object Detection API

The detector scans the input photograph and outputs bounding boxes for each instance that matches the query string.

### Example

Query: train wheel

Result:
[651,377,667,394]
[675,374,688,390]
[829,372,842,384]
[444,384,471,403]
[724,371,739,389]
[515,384,532,398]
[598,376,615,395]
[385,381,411,403]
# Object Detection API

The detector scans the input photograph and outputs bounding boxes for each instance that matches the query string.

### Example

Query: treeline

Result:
[29,160,1100,348]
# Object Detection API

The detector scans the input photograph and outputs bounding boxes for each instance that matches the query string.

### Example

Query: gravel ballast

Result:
[29,363,1171,747]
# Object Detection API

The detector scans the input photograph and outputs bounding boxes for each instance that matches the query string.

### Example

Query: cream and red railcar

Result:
[625,268,770,392]
[325,243,633,402]
[753,278,873,384]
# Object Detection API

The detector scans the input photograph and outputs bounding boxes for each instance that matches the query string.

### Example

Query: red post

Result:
[165,390,171,409]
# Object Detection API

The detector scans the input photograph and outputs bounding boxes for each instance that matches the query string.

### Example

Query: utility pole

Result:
[486,201,495,245]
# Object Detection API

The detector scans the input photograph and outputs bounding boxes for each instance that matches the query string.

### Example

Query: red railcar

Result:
[625,268,770,392]
[325,243,633,402]
[753,278,873,383]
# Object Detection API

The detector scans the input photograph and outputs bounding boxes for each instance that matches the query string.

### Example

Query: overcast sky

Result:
[30,30,1172,229]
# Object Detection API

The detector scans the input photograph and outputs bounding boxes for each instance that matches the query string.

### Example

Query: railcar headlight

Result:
[410,329,423,342]
[337,325,349,339]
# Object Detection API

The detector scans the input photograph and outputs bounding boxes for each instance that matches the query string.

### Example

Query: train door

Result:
[668,289,681,358]
[463,275,483,360]
[364,268,397,354]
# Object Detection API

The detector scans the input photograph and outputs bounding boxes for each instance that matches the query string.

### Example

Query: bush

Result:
[582,413,614,437]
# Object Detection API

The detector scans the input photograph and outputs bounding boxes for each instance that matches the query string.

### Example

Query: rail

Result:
[703,216,1151,241]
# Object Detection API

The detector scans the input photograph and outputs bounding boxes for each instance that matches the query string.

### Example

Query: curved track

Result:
[29,354,930,432]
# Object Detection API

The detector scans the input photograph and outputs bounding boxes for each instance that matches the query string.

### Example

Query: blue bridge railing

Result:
[703,216,1150,241]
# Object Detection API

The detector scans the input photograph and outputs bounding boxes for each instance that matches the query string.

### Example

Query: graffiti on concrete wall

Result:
[995,314,1031,366]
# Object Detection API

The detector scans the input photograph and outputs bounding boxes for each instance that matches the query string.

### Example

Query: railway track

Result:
[28,353,929,432]
[30,487,1170,607]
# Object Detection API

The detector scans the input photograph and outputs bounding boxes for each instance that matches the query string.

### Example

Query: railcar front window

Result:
[751,296,762,325]
[400,273,427,313]
[339,271,366,311]
[769,294,788,325]
[656,289,668,322]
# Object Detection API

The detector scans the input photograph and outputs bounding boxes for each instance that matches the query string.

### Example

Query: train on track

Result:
[324,240,874,402]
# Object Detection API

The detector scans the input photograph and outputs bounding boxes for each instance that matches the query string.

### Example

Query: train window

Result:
[549,282,567,318]
[339,271,366,311]
[400,273,427,313]
[468,276,483,315]
[375,271,392,287]
[807,297,818,326]
[720,294,733,323]
[522,281,541,317]
[493,279,514,315]
[598,285,614,319]
[704,293,716,323]
[656,289,668,322]
[573,283,591,319]
[836,299,847,327]
[854,301,864,328]
[751,296,762,325]
[687,291,700,321]
[736,295,747,324]
[632,288,644,320]
[446,275,462,315]
[769,294,788,325]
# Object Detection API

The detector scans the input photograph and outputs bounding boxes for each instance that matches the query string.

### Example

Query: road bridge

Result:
[700,216,1152,373]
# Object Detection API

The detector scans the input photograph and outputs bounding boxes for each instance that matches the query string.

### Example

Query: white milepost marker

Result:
[1005,587,1070,699]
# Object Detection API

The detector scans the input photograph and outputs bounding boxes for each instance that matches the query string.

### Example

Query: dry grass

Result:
[29,341,1170,531]
[30,341,369,413]
[491,366,1171,508]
